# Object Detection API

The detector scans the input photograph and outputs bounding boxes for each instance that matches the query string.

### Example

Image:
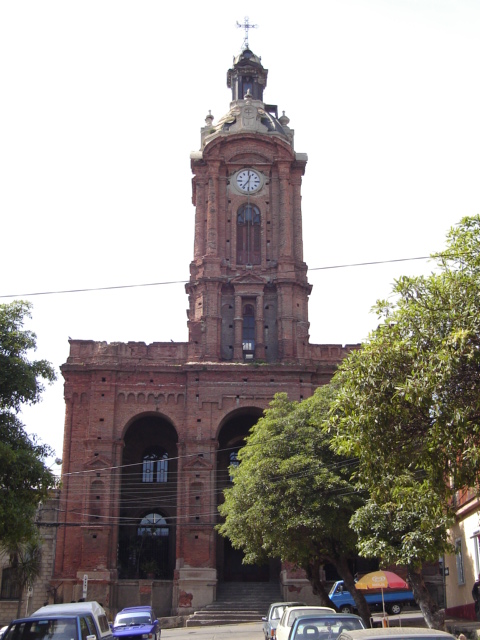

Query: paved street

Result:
[159,610,480,640]
[162,622,263,640]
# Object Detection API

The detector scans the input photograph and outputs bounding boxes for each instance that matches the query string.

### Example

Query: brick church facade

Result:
[54,46,354,616]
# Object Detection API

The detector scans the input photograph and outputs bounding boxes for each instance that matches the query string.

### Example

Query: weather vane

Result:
[236,16,258,50]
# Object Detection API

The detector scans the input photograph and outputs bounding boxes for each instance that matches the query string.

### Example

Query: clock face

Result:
[236,169,261,193]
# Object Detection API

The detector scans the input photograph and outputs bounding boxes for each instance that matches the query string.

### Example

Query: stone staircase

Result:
[186,581,281,626]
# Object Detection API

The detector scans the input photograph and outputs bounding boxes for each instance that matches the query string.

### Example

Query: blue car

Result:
[112,606,160,640]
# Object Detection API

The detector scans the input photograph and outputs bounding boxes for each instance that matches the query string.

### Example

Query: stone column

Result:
[255,293,265,360]
[278,162,293,260]
[194,174,207,259]
[206,162,220,256]
[233,293,243,360]
[291,172,303,263]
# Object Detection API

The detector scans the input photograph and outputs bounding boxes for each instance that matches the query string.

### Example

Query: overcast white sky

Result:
[1,0,479,466]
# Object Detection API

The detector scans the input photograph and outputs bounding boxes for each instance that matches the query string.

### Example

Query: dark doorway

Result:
[222,538,269,582]
[217,408,278,583]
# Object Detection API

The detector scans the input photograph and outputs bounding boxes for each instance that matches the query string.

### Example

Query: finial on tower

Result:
[236,16,258,50]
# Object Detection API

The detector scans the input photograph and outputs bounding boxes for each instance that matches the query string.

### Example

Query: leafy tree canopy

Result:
[330,215,480,627]
[218,387,371,623]
[0,301,57,547]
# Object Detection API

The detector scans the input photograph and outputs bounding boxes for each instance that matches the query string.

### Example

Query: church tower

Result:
[187,48,311,364]
[55,41,353,618]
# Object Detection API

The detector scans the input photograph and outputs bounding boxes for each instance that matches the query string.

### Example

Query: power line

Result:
[0,255,432,299]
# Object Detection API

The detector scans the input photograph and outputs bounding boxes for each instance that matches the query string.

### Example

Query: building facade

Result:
[0,493,60,627]
[53,47,354,617]
[444,489,480,620]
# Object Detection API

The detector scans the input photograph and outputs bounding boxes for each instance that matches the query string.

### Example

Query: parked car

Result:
[262,602,306,640]
[3,601,113,640]
[112,606,160,640]
[289,613,366,640]
[275,606,336,640]
[337,629,456,640]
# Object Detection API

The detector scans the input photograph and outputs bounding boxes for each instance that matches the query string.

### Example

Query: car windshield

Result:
[292,617,364,640]
[272,607,287,620]
[114,614,151,627]
[4,619,78,640]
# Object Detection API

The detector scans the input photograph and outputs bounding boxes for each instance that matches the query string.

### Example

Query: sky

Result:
[1,0,480,467]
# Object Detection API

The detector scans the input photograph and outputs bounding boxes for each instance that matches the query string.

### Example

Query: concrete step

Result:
[186,581,281,627]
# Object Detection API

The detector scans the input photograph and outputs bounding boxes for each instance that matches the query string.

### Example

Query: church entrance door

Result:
[222,538,269,582]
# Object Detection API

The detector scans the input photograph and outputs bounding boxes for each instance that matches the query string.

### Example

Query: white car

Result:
[262,602,306,640]
[337,629,457,640]
[275,606,336,640]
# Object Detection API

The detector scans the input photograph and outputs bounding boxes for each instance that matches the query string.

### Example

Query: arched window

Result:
[237,204,261,264]
[136,513,169,579]
[242,304,255,359]
[137,513,169,537]
[142,447,168,483]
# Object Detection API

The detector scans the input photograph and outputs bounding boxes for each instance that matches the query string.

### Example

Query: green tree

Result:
[0,301,57,548]
[218,387,371,626]
[330,215,480,629]
[8,540,43,617]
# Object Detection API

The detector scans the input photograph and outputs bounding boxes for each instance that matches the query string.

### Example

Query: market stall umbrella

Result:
[356,570,408,590]
[355,571,408,619]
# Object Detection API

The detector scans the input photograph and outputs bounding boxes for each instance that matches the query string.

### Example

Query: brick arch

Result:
[215,405,264,442]
[120,410,178,442]
[117,413,178,580]
[204,131,295,164]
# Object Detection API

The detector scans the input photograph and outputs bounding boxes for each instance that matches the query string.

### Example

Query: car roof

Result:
[338,629,455,639]
[284,606,337,617]
[117,607,152,613]
[285,606,336,612]
[293,614,362,620]
[34,602,106,617]
[11,615,81,624]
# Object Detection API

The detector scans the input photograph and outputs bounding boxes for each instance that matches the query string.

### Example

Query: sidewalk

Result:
[371,609,480,638]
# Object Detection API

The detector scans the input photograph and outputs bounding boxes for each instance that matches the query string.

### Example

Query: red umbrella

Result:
[355,571,408,620]
[356,570,408,590]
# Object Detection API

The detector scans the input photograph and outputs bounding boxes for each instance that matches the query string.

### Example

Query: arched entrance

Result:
[216,408,278,582]
[118,414,178,580]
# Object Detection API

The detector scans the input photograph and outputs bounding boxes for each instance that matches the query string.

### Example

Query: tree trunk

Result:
[407,565,445,630]
[16,585,24,618]
[332,556,372,629]
[304,559,337,608]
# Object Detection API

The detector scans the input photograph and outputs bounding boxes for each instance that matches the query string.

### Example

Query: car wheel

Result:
[339,605,353,614]
[388,603,402,615]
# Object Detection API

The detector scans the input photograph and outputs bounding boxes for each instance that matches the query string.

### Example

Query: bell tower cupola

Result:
[227,48,268,102]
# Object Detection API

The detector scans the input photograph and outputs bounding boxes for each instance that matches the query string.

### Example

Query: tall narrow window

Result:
[455,538,465,585]
[0,567,20,600]
[237,204,261,264]
[242,304,255,359]
[474,532,480,577]
[142,448,168,483]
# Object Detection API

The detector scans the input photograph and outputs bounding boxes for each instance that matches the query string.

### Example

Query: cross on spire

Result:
[236,16,258,50]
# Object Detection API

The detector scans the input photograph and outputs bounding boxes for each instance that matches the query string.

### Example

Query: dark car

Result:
[112,607,160,640]
[288,614,365,640]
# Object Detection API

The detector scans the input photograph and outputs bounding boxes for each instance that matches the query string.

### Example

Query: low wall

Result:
[115,580,173,618]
